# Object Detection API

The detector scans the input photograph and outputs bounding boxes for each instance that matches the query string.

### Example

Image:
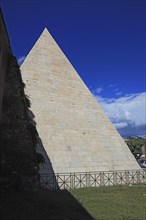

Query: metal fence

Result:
[38,169,146,190]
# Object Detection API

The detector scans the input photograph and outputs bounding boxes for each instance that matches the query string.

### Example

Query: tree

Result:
[126,137,146,159]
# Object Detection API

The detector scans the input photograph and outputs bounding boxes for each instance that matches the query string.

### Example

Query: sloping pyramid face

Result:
[21,28,139,173]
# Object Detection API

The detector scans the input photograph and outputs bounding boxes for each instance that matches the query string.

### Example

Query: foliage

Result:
[126,136,146,159]
[0,55,44,188]
[36,152,45,164]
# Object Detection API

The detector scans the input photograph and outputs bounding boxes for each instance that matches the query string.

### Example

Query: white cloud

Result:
[95,87,103,94]
[95,92,146,137]
[92,87,103,95]
[109,84,117,88]
[115,91,122,96]
[17,56,26,65]
[109,86,123,96]
[113,122,128,128]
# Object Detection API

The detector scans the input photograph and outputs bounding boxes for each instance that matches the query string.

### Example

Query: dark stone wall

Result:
[0,8,11,119]
[0,8,39,186]
[1,56,38,175]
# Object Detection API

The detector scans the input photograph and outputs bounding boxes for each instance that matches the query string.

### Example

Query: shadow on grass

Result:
[0,189,94,220]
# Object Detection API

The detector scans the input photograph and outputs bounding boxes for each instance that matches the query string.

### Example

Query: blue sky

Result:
[1,0,145,137]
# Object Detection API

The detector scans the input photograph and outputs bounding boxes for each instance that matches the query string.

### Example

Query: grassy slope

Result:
[0,185,146,220]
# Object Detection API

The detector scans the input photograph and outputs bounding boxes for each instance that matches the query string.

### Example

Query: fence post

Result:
[100,172,104,186]
[125,170,129,185]
[55,174,59,190]
[86,173,90,187]
[136,170,140,184]
[141,170,146,184]
[70,173,74,189]
[113,171,117,186]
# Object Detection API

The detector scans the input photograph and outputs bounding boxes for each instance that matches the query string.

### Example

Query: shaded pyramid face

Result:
[21,28,139,173]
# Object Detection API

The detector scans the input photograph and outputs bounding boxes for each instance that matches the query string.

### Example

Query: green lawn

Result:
[70,185,146,220]
[0,185,146,220]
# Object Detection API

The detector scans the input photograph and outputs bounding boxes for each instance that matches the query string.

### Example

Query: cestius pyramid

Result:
[21,28,140,174]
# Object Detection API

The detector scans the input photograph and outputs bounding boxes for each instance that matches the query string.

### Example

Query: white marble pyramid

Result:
[21,28,140,174]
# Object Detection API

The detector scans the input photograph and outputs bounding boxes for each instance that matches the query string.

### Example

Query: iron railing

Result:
[38,169,146,190]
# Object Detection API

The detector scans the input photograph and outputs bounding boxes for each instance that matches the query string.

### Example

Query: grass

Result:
[70,185,146,220]
[0,185,146,220]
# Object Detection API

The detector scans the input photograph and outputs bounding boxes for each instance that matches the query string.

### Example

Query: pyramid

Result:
[21,28,140,174]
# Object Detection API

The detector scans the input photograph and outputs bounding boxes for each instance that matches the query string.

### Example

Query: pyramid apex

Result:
[39,27,54,39]
[41,27,50,35]
[43,27,49,33]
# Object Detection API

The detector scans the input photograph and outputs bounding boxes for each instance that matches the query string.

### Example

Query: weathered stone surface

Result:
[21,28,140,173]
